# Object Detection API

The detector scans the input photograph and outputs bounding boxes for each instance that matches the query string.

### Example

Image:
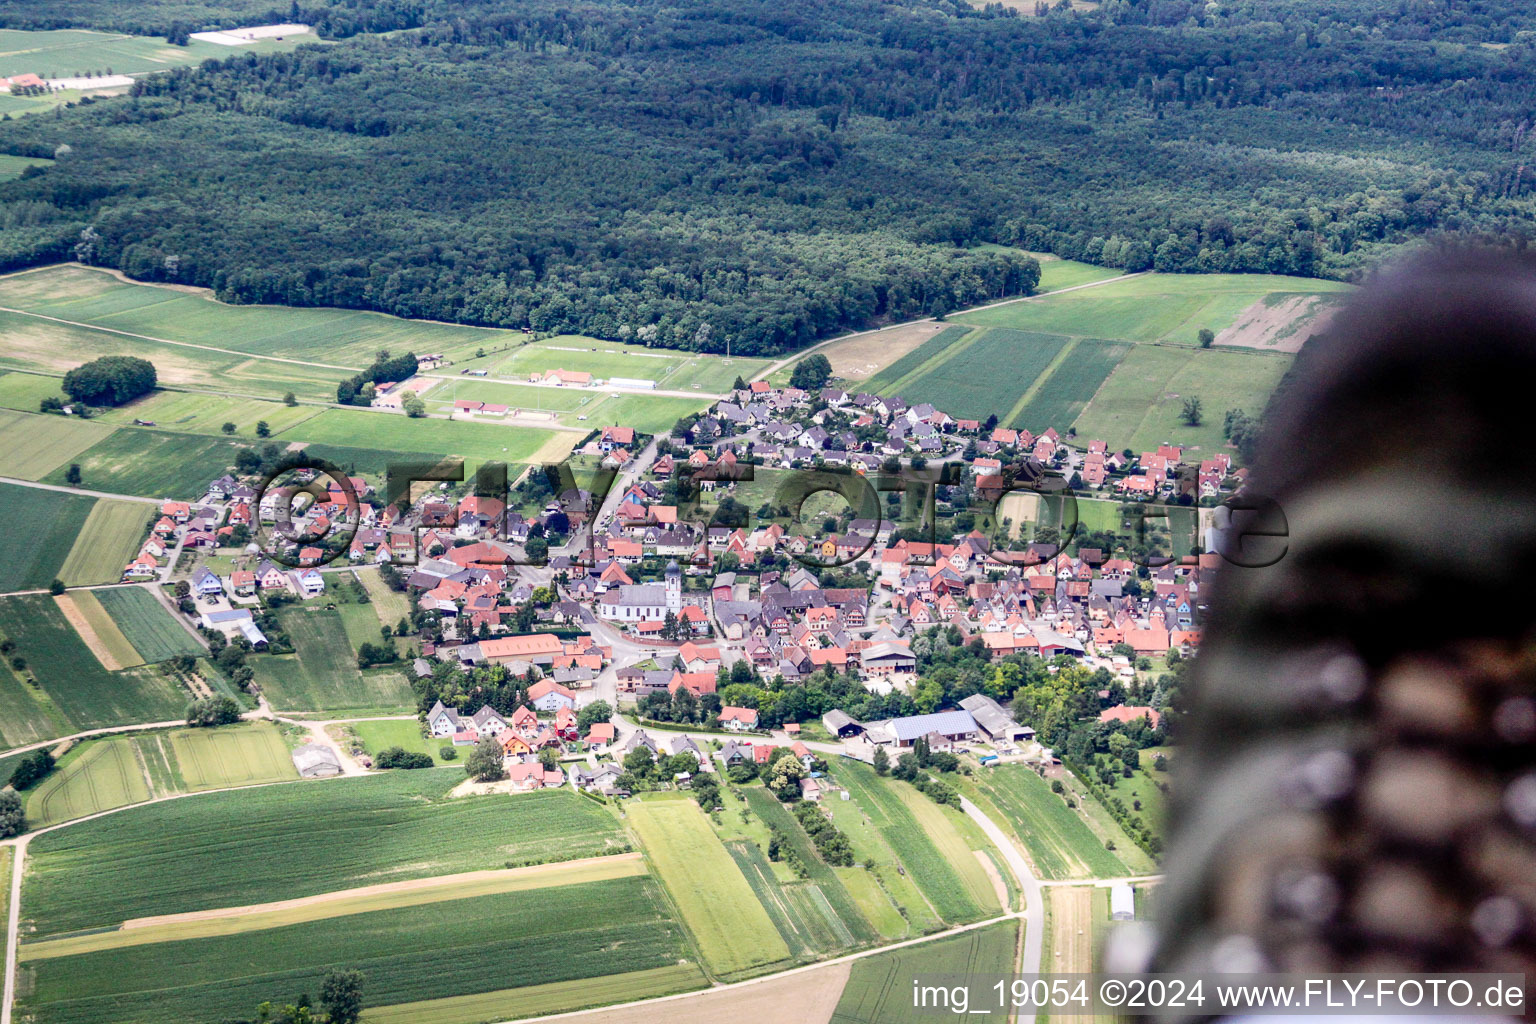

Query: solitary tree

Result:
[222,421,237,435]
[256,420,271,438]
[872,745,890,776]
[64,463,81,485]
[466,736,506,781]
[319,970,365,1024]
[1180,396,1203,426]
[49,579,64,595]
[283,391,298,407]
[1197,327,1215,348]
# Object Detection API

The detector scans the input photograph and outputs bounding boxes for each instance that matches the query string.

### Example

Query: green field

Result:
[0,154,51,180]
[276,407,562,471]
[0,308,345,402]
[0,409,116,481]
[0,594,186,731]
[168,723,298,791]
[56,499,148,586]
[92,586,203,663]
[967,765,1130,880]
[833,762,990,924]
[38,427,250,498]
[0,660,63,748]
[19,875,687,1024]
[462,337,687,381]
[22,770,627,937]
[344,718,457,766]
[365,964,708,1024]
[62,591,143,668]
[1009,339,1131,434]
[830,921,1019,1024]
[0,370,66,410]
[823,776,945,935]
[862,325,973,395]
[27,737,151,829]
[252,605,414,712]
[873,328,1068,422]
[98,390,322,437]
[738,787,877,950]
[626,795,792,978]
[955,272,1351,343]
[0,27,318,79]
[0,481,97,592]
[425,377,603,413]
[576,392,710,434]
[1071,344,1290,454]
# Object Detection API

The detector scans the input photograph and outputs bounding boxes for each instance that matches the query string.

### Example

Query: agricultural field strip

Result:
[999,335,1082,427]
[20,854,647,960]
[363,964,710,1024]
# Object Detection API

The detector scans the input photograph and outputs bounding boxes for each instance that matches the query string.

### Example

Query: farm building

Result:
[959,694,1034,744]
[292,743,342,778]
[822,709,864,738]
[863,709,979,748]
[1111,883,1136,920]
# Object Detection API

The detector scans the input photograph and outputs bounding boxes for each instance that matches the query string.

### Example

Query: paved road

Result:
[962,796,1045,976]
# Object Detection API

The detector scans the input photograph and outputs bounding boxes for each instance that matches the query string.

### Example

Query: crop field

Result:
[1009,339,1131,434]
[365,964,709,1024]
[0,265,490,367]
[278,408,560,470]
[0,409,116,481]
[0,369,66,410]
[862,325,973,394]
[355,567,412,622]
[810,321,954,384]
[835,762,994,923]
[0,481,97,593]
[968,765,1129,880]
[38,427,252,498]
[875,328,1069,422]
[0,27,317,79]
[92,586,202,663]
[56,499,148,586]
[59,591,143,670]
[890,783,1002,914]
[834,865,907,940]
[19,876,687,1024]
[23,770,628,937]
[27,737,151,829]
[1071,345,1290,455]
[0,659,63,747]
[739,787,877,946]
[830,921,1019,1024]
[252,605,414,712]
[0,308,344,403]
[955,272,1353,344]
[168,723,297,792]
[98,390,321,437]
[626,795,792,978]
[0,594,185,730]
[823,774,944,935]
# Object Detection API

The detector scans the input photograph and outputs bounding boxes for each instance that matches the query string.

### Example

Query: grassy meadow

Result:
[251,605,414,713]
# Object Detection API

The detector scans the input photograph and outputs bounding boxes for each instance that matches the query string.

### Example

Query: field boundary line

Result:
[0,304,365,372]
[877,325,986,396]
[1001,335,1079,428]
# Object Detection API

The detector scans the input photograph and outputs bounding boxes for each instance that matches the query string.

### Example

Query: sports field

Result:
[626,795,792,978]
[0,481,97,592]
[0,409,115,480]
[0,593,186,730]
[27,737,151,829]
[277,407,563,469]
[56,498,148,586]
[38,427,249,497]
[966,765,1130,880]
[168,723,297,792]
[252,605,414,712]
[577,393,710,434]
[18,875,687,1024]
[23,770,628,937]
[92,586,203,663]
[58,591,143,670]
[829,921,1019,1024]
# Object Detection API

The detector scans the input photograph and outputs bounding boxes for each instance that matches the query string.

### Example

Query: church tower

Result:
[664,559,682,614]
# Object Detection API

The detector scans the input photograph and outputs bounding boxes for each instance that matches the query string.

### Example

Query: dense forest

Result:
[0,0,1534,354]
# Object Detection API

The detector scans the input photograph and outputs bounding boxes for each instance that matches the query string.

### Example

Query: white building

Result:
[596,561,682,621]
[1110,883,1135,920]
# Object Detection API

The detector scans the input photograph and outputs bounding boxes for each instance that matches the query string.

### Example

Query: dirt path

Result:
[554,960,851,1024]
[975,849,1010,910]
[52,593,121,671]
[120,853,642,930]
[1,835,27,1024]
[281,715,368,776]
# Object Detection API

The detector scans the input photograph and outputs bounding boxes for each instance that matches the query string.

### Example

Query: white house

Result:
[427,700,462,737]
[528,679,575,712]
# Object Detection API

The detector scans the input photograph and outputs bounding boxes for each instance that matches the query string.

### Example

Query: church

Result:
[597,560,682,622]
